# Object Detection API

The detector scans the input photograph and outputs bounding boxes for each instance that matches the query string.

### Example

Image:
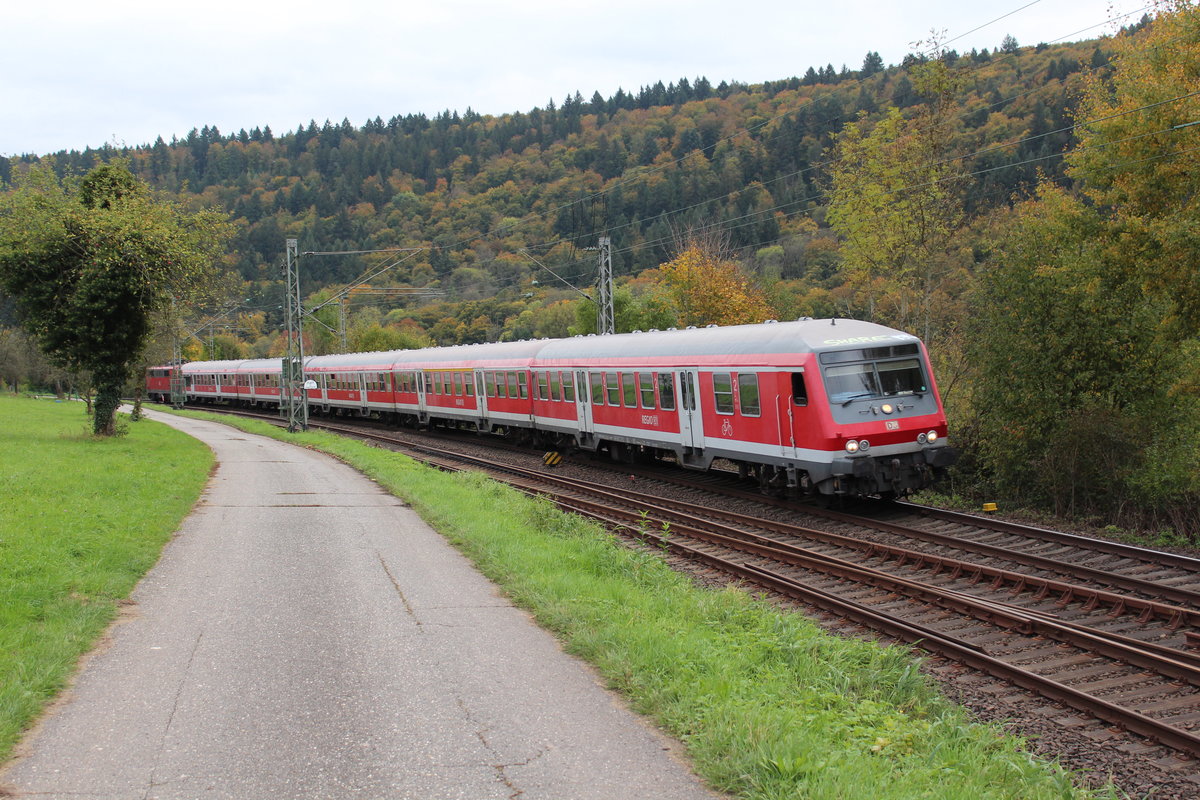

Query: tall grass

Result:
[0,397,212,761]
[179,409,1110,799]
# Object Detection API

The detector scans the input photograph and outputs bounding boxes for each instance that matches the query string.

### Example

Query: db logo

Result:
[886,420,899,431]
[721,418,734,437]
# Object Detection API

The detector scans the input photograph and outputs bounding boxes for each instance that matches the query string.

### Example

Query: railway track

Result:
[186,405,1200,775]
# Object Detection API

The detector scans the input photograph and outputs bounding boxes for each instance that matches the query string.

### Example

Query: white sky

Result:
[2,0,1143,157]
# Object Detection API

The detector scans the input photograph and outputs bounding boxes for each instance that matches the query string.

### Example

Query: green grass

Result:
[0,396,212,761]
[172,408,1112,799]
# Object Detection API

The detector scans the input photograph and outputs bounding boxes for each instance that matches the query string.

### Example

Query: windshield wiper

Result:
[840,392,876,407]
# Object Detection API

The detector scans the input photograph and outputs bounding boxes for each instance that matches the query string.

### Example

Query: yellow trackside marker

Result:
[543,451,562,467]
[982,502,998,513]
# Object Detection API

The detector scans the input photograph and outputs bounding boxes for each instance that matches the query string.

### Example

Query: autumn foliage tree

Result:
[0,162,232,434]
[656,245,776,327]
[1067,0,1200,331]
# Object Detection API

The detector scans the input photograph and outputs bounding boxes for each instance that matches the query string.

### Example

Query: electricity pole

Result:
[283,238,308,432]
[596,236,614,335]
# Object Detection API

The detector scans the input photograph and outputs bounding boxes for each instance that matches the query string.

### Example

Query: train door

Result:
[678,370,702,449]
[416,370,428,423]
[356,372,369,415]
[785,370,810,457]
[574,370,594,439]
[475,371,489,420]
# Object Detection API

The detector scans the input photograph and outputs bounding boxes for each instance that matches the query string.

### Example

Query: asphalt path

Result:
[1,410,721,799]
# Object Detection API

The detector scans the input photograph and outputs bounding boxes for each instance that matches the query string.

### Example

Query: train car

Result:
[532,318,956,497]
[390,340,546,433]
[151,318,957,498]
[179,359,249,403]
[145,366,174,404]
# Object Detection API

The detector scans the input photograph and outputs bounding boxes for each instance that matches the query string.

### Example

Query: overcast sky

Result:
[2,0,1143,157]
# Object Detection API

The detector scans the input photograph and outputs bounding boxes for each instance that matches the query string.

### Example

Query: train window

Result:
[537,371,549,400]
[518,372,529,399]
[561,372,575,402]
[495,372,507,398]
[506,372,519,398]
[738,374,761,417]
[465,373,475,397]
[792,373,808,406]
[453,372,463,396]
[622,373,636,407]
[604,372,620,406]
[824,359,926,403]
[659,373,676,411]
[878,359,927,395]
[639,373,656,409]
[713,373,735,414]
[424,372,433,394]
[823,364,873,403]
[485,372,497,397]
[590,372,604,405]
[548,371,561,401]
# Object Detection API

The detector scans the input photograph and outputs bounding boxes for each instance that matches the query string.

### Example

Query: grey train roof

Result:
[535,319,919,363]
[177,320,920,373]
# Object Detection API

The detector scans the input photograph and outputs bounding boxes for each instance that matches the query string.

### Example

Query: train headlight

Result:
[845,440,859,454]
[917,433,928,444]
[858,439,870,452]
[880,403,894,415]
[927,431,939,443]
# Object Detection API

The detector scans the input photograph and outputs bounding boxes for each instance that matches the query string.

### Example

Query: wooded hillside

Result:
[2,35,1105,328]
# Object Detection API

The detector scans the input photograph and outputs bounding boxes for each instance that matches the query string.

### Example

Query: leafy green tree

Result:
[0,163,232,434]
[826,105,967,342]
[970,186,1199,518]
[968,3,1200,524]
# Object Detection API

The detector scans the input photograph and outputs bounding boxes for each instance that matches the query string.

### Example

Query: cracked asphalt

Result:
[0,411,721,799]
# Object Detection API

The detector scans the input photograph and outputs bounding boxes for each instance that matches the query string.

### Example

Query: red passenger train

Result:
[148,318,957,497]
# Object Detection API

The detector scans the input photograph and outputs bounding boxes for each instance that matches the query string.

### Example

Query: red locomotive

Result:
[149,318,957,497]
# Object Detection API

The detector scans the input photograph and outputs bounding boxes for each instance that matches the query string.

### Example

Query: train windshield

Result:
[820,348,927,404]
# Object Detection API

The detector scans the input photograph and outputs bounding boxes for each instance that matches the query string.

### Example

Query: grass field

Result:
[0,396,212,762]
[173,407,1112,800]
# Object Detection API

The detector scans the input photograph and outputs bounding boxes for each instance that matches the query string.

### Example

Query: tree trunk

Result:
[93,382,121,436]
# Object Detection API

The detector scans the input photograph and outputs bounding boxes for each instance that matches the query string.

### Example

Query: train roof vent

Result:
[764,319,778,324]
[632,329,642,334]
[686,325,697,330]
[649,328,659,332]
[668,327,677,331]
[706,323,718,328]
[797,316,813,321]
